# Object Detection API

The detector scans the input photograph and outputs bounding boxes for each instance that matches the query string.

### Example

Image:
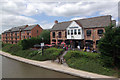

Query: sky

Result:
[0,0,119,34]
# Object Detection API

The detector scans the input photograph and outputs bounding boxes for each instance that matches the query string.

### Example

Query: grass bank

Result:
[0,41,2,50]
[64,50,120,77]
[2,43,64,61]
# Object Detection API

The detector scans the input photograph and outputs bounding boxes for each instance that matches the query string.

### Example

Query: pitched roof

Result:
[24,24,38,31]
[3,24,41,33]
[4,25,28,33]
[51,21,72,30]
[51,15,114,30]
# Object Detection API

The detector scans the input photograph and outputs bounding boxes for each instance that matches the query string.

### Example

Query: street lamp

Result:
[41,37,44,55]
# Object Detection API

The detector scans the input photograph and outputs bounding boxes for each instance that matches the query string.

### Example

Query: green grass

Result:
[64,50,120,77]
[0,41,2,50]
[28,48,64,61]
[2,43,64,61]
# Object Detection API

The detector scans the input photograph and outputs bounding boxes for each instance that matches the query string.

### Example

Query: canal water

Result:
[0,55,80,78]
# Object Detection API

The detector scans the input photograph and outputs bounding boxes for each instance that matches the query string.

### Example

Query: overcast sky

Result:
[0,0,119,34]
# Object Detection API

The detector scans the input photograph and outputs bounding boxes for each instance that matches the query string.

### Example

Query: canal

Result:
[0,55,89,79]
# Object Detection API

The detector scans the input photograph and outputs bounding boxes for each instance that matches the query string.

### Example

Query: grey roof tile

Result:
[3,25,28,33]
[51,21,72,31]
[24,24,38,30]
[51,15,114,30]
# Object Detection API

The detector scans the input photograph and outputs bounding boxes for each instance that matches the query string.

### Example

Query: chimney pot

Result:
[54,20,58,24]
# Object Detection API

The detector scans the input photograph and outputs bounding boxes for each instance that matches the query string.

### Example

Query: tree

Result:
[38,30,50,44]
[19,30,50,50]
[0,34,1,39]
[98,25,120,68]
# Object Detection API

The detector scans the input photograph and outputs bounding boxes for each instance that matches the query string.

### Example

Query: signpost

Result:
[41,43,44,55]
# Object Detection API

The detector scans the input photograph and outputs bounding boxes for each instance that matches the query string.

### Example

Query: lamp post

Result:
[41,37,44,55]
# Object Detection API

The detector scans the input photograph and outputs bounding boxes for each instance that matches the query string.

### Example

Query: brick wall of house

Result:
[84,27,105,49]
[50,30,67,45]
[31,25,43,38]
[2,25,43,44]
[21,31,32,40]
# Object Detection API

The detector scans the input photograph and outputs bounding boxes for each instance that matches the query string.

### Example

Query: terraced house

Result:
[50,15,116,50]
[2,24,43,44]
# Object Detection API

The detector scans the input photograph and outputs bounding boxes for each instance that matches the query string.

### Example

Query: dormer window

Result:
[71,30,73,35]
[78,29,81,35]
[86,30,91,36]
[68,30,70,35]
[98,29,103,35]
[74,29,77,35]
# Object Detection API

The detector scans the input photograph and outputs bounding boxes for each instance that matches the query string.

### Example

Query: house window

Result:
[78,29,81,35]
[24,36,25,39]
[15,32,17,36]
[68,30,70,35]
[52,32,55,38]
[27,33,29,35]
[58,32,61,38]
[37,30,38,33]
[71,30,73,35]
[29,36,31,39]
[65,32,67,38]
[86,30,91,36]
[98,29,103,35]
[15,37,17,40]
[6,33,7,36]
[74,29,77,35]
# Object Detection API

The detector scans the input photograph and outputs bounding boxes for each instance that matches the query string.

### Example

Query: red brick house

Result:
[50,15,116,50]
[2,24,43,44]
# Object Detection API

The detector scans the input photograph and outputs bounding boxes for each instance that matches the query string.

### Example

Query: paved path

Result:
[54,51,68,66]
[0,51,118,79]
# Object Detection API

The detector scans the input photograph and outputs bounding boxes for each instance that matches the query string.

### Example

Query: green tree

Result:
[98,25,120,67]
[39,30,50,44]
[0,34,1,39]
[19,30,50,50]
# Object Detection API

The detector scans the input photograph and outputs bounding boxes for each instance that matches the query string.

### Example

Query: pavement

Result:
[0,51,119,79]
[54,50,68,66]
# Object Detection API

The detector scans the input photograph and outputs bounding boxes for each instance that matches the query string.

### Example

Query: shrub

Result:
[64,50,100,61]
[98,25,120,67]
[15,50,35,58]
[19,30,50,50]
[26,51,39,59]
[2,44,22,54]
[30,48,64,61]
[64,50,117,76]
[66,57,116,76]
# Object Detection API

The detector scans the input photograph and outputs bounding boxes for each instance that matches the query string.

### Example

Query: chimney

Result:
[25,25,28,28]
[54,20,58,24]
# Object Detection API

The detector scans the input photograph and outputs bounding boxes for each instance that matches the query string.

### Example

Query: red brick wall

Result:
[21,31,32,40]
[50,30,67,45]
[31,25,43,37]
[2,25,43,44]
[84,27,105,49]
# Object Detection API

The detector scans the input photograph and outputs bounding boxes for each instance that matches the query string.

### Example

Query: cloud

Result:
[0,0,119,34]
[40,21,54,29]
[1,13,37,33]
[71,17,87,20]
